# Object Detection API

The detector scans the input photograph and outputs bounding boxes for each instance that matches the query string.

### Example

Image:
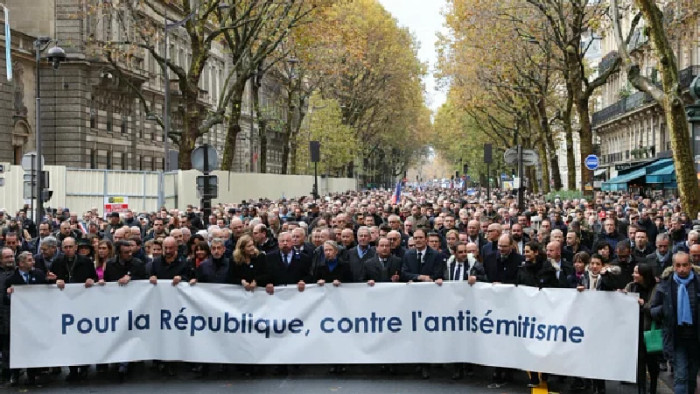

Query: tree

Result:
[86,0,246,169]
[610,0,700,214]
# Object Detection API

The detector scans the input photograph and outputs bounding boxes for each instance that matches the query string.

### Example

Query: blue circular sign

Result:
[585,155,599,171]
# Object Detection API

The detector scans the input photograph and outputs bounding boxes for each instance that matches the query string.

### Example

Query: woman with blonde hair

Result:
[230,234,269,291]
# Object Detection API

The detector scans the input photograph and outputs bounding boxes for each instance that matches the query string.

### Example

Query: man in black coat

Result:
[0,247,15,382]
[3,251,47,386]
[364,237,402,283]
[345,227,376,282]
[49,237,97,381]
[399,228,444,380]
[265,232,311,292]
[100,239,148,381]
[484,234,523,285]
[647,233,672,279]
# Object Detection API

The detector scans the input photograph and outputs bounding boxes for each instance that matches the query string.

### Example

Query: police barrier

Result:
[10,281,638,381]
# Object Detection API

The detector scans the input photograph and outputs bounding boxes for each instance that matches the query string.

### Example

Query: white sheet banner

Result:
[10,281,638,381]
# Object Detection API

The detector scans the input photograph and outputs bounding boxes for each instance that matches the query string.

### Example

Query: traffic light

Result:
[41,189,53,203]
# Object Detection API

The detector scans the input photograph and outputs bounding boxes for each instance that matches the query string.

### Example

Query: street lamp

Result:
[34,37,65,223]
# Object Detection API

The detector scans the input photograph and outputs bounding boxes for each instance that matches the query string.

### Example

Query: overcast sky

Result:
[378,0,449,114]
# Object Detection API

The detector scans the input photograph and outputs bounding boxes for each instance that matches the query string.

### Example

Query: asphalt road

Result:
[2,363,676,393]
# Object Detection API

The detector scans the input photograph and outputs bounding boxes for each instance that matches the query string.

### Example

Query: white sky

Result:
[378,0,449,114]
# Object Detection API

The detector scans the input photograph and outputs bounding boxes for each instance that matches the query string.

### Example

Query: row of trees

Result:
[87,0,430,183]
[433,0,700,212]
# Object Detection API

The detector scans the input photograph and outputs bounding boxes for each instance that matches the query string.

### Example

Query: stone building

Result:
[592,6,700,189]
[0,0,287,173]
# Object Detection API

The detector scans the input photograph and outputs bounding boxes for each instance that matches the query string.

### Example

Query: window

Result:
[90,150,97,169]
[106,108,113,132]
[90,100,97,129]
[121,113,128,134]
[122,153,128,170]
[106,150,112,169]
[151,157,156,171]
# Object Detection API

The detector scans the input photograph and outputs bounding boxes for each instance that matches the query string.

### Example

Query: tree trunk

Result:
[562,82,577,189]
[538,143,551,194]
[637,0,700,214]
[178,92,201,170]
[576,94,594,194]
[535,98,562,190]
[221,81,248,171]
[252,80,267,173]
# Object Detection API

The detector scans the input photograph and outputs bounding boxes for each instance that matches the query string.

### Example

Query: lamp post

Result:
[34,37,65,223]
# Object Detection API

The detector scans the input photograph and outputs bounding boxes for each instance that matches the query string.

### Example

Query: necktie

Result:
[454,264,462,281]
[284,254,289,266]
[23,272,29,283]
[380,258,386,269]
[417,251,422,264]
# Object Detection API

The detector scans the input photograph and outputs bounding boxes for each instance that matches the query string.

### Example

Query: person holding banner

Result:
[230,234,268,293]
[651,252,700,394]
[4,251,47,387]
[624,263,659,394]
[265,232,311,295]
[103,240,148,382]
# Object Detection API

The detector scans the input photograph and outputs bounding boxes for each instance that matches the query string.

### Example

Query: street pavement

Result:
[3,363,676,393]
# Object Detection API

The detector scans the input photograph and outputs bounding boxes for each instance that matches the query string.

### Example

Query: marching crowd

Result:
[0,187,699,394]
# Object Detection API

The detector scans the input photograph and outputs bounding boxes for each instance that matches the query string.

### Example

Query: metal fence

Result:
[0,165,356,217]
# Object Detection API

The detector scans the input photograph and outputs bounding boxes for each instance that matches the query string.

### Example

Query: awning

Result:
[645,159,675,184]
[594,169,606,177]
[601,158,675,191]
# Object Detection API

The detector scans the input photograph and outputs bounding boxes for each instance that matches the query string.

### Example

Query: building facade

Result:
[592,5,700,182]
[0,0,288,173]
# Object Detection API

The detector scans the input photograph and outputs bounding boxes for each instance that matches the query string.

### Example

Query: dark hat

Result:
[109,212,120,218]
[77,238,93,250]
[308,203,318,209]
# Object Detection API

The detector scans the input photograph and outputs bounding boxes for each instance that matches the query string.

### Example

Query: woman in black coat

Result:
[625,263,659,394]
[516,241,558,289]
[229,235,269,291]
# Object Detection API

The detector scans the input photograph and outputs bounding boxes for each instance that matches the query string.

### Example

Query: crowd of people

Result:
[0,187,699,394]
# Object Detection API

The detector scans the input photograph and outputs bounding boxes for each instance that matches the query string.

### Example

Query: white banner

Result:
[10,281,638,381]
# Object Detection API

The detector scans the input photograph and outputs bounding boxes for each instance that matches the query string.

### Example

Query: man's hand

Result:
[468,276,477,285]
[266,283,274,295]
[6,286,13,294]
[85,278,95,288]
[332,279,341,287]
[189,279,197,286]
[367,280,375,287]
[297,280,306,292]
[57,280,65,290]
[317,279,326,286]
[149,276,157,285]
[118,275,131,286]
[98,279,106,286]
[172,276,181,286]
[435,278,443,286]
[46,272,57,281]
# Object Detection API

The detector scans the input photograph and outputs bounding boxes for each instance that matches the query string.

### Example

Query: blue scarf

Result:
[327,258,338,273]
[673,271,695,326]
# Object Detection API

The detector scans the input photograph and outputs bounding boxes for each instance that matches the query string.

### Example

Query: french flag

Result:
[391,181,402,204]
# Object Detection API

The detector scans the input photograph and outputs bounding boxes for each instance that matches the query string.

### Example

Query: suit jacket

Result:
[34,252,58,274]
[229,253,269,285]
[150,255,190,280]
[2,269,47,335]
[346,245,376,282]
[364,255,402,282]
[313,259,354,283]
[481,240,499,258]
[483,252,523,284]
[51,254,97,283]
[400,247,445,282]
[104,256,148,282]
[444,255,487,282]
[294,242,316,258]
[266,250,312,285]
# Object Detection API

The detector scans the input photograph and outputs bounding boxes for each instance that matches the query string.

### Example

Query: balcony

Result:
[592,65,700,127]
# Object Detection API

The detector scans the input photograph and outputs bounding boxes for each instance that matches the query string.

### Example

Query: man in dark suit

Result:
[291,227,315,258]
[511,223,530,255]
[364,237,401,283]
[483,234,523,386]
[400,228,445,380]
[465,220,487,252]
[33,236,59,274]
[387,230,406,258]
[102,239,148,381]
[50,236,98,382]
[265,232,311,292]
[3,251,48,387]
[346,227,376,282]
[484,234,523,284]
[647,233,672,279]
[545,241,574,288]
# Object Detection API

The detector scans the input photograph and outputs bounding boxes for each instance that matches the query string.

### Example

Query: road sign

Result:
[521,149,539,166]
[21,151,44,172]
[585,154,599,171]
[191,145,219,172]
[23,181,34,199]
[504,148,517,165]
[104,196,129,217]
